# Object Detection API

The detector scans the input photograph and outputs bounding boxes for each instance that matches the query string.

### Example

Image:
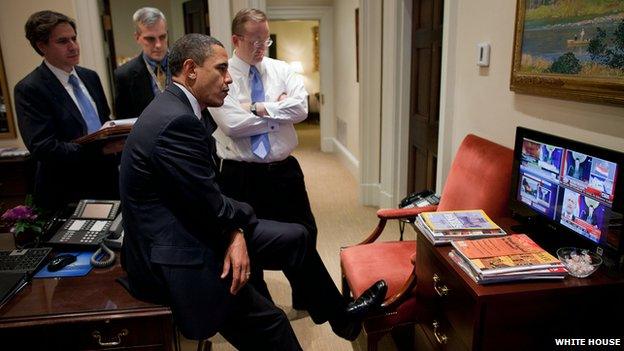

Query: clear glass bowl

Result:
[557,247,602,278]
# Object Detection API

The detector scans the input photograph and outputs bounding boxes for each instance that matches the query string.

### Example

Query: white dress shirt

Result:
[208,53,308,163]
[173,82,202,120]
[44,60,98,118]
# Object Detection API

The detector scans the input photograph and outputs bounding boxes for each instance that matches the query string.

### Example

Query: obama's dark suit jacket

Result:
[120,84,260,339]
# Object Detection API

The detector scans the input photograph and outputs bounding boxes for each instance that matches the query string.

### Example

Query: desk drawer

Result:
[415,317,469,351]
[416,241,476,348]
[1,314,173,350]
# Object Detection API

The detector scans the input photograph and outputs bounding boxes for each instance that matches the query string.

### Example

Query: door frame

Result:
[267,6,334,153]
[359,0,413,207]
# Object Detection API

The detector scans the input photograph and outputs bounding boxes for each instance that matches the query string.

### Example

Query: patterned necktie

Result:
[68,74,101,133]
[156,64,166,92]
[249,66,270,159]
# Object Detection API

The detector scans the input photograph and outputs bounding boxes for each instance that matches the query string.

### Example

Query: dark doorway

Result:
[183,0,210,35]
[407,0,444,193]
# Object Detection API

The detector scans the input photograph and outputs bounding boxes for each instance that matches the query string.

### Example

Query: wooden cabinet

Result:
[414,233,624,351]
[0,155,35,209]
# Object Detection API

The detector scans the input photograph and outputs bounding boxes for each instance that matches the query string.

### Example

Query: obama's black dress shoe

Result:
[345,279,387,319]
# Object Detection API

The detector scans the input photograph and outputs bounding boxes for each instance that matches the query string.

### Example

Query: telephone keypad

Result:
[54,220,112,244]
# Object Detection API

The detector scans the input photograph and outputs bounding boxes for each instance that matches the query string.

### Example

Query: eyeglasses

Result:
[237,35,273,48]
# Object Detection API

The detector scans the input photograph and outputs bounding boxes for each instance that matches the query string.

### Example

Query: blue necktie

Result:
[68,74,101,134]
[249,66,270,159]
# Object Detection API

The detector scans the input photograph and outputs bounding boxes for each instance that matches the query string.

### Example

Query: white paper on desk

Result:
[101,118,137,129]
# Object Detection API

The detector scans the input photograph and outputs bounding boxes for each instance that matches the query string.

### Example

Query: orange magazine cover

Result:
[452,234,563,276]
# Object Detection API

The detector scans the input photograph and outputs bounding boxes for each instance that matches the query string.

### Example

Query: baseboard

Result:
[321,137,334,152]
[331,138,359,180]
[379,190,395,209]
[360,183,380,206]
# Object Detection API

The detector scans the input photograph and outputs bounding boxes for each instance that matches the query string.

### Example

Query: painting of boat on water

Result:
[511,0,624,106]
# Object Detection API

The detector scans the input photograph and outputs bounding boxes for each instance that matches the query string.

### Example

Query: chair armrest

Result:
[376,205,438,220]
[356,205,438,245]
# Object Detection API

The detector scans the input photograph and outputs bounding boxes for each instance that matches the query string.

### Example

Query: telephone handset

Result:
[103,213,124,249]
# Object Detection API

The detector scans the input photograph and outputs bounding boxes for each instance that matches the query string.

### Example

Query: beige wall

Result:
[0,0,79,149]
[440,0,624,188]
[268,20,320,112]
[333,0,359,157]
[268,0,333,6]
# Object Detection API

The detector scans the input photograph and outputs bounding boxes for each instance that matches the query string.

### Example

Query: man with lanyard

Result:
[114,7,170,119]
[208,8,316,312]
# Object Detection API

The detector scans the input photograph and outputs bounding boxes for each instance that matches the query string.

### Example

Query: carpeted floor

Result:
[183,124,412,350]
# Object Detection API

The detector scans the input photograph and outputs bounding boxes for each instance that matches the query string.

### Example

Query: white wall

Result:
[439,0,624,190]
[0,0,80,149]
[333,0,359,157]
[269,20,320,112]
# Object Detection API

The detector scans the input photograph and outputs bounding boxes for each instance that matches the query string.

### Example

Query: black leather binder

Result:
[0,272,28,309]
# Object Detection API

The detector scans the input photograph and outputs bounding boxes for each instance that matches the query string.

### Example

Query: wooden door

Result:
[183,0,210,35]
[407,0,443,193]
[100,0,118,99]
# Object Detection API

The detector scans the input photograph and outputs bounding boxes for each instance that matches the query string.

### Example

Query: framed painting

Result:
[510,0,624,106]
[0,40,16,139]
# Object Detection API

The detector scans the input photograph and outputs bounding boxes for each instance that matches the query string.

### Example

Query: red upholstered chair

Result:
[340,134,513,350]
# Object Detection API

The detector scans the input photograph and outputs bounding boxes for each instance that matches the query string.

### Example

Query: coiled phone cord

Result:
[90,243,116,268]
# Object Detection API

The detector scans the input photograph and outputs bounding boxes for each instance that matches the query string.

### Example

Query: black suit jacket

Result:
[14,62,119,211]
[120,84,257,339]
[113,54,154,119]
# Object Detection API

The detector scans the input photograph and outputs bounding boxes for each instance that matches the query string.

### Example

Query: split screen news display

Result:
[517,138,618,245]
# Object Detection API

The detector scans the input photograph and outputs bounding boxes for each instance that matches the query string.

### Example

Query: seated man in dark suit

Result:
[14,11,119,212]
[113,7,170,119]
[120,34,386,349]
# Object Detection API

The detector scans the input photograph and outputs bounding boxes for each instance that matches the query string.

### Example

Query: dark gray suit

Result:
[122,84,350,349]
[113,54,154,119]
[14,62,119,211]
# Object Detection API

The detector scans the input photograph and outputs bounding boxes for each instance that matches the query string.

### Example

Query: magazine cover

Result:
[415,216,506,246]
[452,234,563,276]
[420,210,500,231]
[448,251,565,284]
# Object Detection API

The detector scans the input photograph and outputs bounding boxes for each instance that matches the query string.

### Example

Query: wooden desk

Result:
[0,252,173,350]
[413,227,624,350]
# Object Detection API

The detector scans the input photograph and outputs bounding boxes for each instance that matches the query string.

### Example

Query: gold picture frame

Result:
[0,40,17,139]
[510,0,624,106]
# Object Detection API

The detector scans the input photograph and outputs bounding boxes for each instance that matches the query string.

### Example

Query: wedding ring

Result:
[245,272,251,277]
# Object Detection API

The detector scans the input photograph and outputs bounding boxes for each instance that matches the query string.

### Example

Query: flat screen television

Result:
[509,127,624,259]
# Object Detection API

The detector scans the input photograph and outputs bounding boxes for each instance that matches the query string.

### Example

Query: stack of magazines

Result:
[414,210,507,245]
[449,234,567,284]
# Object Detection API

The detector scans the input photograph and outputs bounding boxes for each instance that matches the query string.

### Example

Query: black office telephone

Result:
[45,200,123,268]
[46,199,121,247]
[399,190,440,209]
[397,190,441,240]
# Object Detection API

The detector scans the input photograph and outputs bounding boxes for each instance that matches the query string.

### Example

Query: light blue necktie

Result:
[68,74,101,134]
[249,66,270,159]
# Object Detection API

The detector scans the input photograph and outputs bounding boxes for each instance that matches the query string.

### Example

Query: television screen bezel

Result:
[509,127,624,253]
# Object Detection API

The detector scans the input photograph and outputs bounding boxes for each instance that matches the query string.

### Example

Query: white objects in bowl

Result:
[557,247,602,278]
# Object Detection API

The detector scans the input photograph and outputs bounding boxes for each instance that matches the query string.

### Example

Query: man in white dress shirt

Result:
[208,8,316,310]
